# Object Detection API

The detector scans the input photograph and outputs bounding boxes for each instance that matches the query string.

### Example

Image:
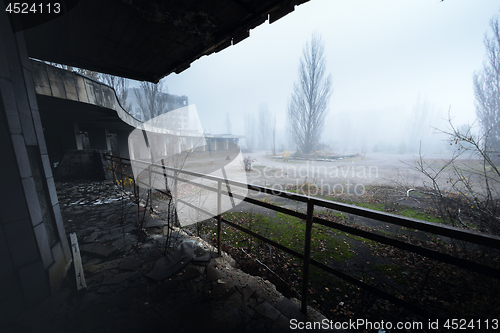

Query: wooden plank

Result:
[70,232,87,291]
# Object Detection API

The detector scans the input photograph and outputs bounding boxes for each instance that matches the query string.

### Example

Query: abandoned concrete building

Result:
[0,0,309,327]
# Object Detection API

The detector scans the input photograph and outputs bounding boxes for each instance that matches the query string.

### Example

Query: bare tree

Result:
[271,113,277,156]
[258,103,271,150]
[102,74,129,109]
[76,68,101,81]
[134,80,169,121]
[287,32,333,154]
[245,113,256,150]
[413,116,500,236]
[225,112,232,134]
[474,12,500,154]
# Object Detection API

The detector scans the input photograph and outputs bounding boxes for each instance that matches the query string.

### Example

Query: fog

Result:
[129,0,498,155]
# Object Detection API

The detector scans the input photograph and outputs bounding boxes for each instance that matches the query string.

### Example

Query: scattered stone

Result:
[254,301,281,321]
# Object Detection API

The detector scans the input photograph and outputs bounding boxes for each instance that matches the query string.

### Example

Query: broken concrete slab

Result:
[80,243,117,257]
[242,285,255,303]
[180,266,201,281]
[84,259,123,275]
[207,266,227,282]
[254,301,281,321]
[83,231,101,243]
[192,252,211,265]
[146,242,194,281]
[119,257,143,271]
[275,297,304,321]
[111,234,138,250]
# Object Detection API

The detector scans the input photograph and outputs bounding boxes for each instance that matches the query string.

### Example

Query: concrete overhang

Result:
[31,60,141,131]
[16,0,310,83]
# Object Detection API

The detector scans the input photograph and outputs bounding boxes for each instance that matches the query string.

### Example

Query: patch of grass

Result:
[315,210,347,219]
[219,212,354,262]
[355,202,386,211]
[372,264,407,285]
[400,209,442,223]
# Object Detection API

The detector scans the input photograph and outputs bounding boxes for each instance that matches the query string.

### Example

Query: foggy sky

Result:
[129,0,499,152]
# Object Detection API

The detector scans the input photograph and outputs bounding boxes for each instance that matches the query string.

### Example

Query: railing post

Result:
[301,199,314,315]
[119,157,124,190]
[217,180,222,256]
[148,162,153,213]
[111,157,116,184]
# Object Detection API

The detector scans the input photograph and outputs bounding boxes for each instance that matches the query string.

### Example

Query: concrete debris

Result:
[21,180,337,333]
[146,242,194,281]
[275,297,304,321]
[254,301,281,321]
[80,243,117,257]
[207,266,227,282]
[119,257,143,271]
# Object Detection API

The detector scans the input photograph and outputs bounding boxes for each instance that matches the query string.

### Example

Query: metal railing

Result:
[104,154,500,317]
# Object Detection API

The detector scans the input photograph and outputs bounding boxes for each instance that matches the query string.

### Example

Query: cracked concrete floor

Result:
[4,180,339,333]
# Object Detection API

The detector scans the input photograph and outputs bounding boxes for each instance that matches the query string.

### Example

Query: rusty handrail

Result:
[103,154,500,317]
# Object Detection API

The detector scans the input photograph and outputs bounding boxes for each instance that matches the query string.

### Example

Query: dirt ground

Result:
[243,151,487,196]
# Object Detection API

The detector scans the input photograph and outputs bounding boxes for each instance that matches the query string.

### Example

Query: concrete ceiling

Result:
[20,0,309,83]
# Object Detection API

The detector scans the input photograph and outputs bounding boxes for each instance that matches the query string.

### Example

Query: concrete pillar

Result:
[105,129,112,151]
[74,122,83,150]
[0,13,71,320]
[117,130,131,159]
